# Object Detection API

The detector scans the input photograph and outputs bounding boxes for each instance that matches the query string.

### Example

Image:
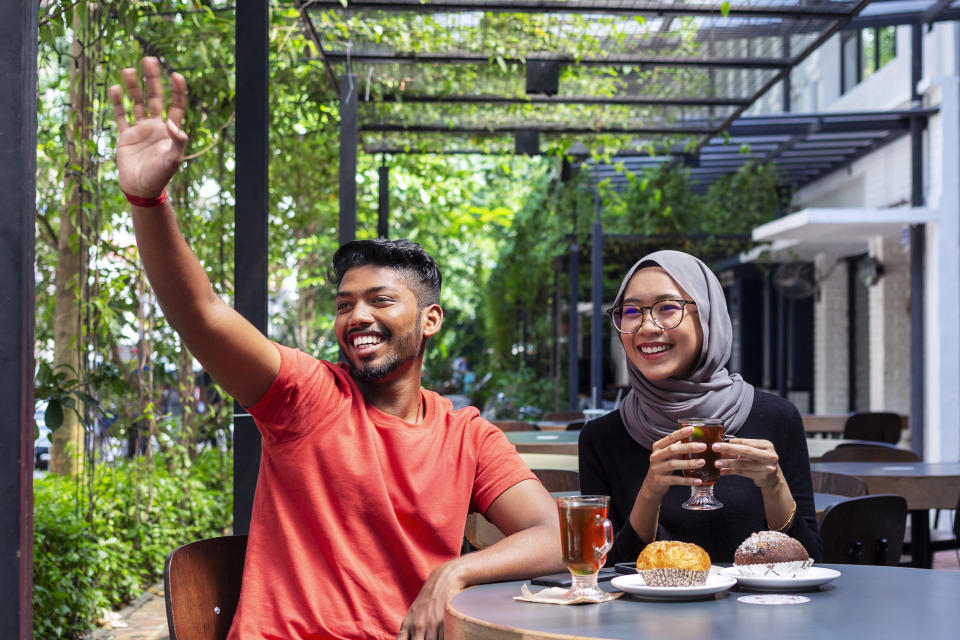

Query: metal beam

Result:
[305,0,853,19]
[0,0,36,636]
[234,0,269,536]
[322,50,792,70]
[372,93,752,107]
[340,74,359,244]
[361,123,719,135]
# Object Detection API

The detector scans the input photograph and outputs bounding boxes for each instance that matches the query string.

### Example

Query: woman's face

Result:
[619,266,704,381]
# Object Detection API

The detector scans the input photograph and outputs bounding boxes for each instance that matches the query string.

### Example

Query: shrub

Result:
[32,449,232,639]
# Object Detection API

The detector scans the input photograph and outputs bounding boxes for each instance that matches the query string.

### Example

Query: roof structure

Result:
[297,0,878,173]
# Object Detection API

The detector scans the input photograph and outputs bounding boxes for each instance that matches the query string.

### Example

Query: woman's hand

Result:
[638,426,709,501]
[713,437,783,490]
[109,57,188,199]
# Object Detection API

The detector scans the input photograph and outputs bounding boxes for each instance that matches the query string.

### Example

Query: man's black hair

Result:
[331,238,442,308]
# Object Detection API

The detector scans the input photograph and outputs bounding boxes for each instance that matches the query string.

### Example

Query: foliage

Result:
[33,449,232,640]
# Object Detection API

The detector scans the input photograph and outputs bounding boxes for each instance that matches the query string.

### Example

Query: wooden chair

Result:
[820,445,920,463]
[842,412,904,444]
[164,535,247,640]
[543,411,584,422]
[493,420,538,432]
[531,468,580,493]
[810,470,868,497]
[820,495,907,565]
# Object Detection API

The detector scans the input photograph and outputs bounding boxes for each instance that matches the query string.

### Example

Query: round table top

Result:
[446,564,960,640]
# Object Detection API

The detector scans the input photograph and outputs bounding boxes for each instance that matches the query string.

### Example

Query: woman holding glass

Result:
[578,250,821,563]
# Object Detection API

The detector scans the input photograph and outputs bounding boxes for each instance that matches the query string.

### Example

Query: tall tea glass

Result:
[680,418,725,510]
[557,495,615,602]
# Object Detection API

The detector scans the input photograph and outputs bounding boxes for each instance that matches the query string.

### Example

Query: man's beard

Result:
[348,318,423,383]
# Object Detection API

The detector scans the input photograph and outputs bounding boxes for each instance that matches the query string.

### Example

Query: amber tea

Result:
[682,423,725,486]
[559,503,609,574]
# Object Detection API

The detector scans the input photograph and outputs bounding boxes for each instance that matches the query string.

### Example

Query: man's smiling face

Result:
[335,264,425,384]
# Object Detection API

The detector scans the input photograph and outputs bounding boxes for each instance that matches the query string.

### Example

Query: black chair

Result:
[820,445,920,463]
[543,411,584,422]
[565,420,585,431]
[820,495,907,565]
[842,412,904,444]
[810,470,868,497]
[164,535,247,640]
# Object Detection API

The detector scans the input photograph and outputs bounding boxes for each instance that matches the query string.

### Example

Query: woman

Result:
[578,250,821,563]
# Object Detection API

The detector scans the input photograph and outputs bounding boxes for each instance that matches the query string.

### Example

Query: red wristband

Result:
[124,188,168,208]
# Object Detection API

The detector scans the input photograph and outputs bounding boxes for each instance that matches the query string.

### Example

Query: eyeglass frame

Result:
[605,299,697,334]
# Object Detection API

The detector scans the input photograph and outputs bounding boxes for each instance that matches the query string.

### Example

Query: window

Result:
[841,26,897,94]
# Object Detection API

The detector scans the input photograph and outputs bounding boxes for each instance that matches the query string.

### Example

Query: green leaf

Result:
[45,399,64,432]
[721,2,731,18]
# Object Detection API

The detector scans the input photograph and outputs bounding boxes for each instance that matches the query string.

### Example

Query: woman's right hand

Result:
[109,57,188,199]
[638,425,707,502]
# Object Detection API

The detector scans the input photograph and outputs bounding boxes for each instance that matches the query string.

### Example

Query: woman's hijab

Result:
[616,250,755,449]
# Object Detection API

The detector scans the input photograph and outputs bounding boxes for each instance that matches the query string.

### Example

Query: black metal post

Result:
[340,74,358,244]
[909,22,925,459]
[0,1,37,636]
[568,240,580,411]
[233,0,269,536]
[777,289,787,398]
[591,192,603,409]
[378,163,390,238]
[782,34,792,112]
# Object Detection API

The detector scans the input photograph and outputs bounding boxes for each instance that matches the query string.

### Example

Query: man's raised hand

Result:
[109,57,188,200]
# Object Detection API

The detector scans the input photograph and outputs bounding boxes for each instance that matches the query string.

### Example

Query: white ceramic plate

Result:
[611,572,737,600]
[718,566,841,590]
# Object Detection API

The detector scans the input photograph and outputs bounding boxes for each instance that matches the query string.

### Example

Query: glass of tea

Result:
[679,418,725,510]
[556,495,615,602]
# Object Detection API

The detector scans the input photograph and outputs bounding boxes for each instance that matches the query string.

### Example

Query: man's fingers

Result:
[108,85,129,133]
[121,67,147,121]
[167,72,188,129]
[142,57,166,119]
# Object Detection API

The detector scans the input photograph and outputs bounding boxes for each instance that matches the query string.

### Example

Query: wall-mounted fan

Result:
[772,262,818,299]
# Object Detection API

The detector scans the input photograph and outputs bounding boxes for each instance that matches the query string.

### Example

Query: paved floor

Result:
[90,550,960,639]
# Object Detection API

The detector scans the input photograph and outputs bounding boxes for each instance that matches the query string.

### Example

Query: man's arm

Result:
[110,58,279,407]
[397,479,563,640]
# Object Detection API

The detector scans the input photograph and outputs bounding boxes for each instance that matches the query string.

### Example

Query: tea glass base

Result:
[562,572,618,603]
[681,485,723,511]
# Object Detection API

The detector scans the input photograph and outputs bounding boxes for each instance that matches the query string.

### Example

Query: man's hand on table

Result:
[397,559,466,640]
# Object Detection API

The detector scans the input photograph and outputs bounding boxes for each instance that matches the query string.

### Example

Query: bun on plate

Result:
[636,540,711,587]
[734,531,812,577]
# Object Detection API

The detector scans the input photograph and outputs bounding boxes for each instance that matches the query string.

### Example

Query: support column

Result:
[590,193,603,410]
[568,239,580,411]
[340,74,358,245]
[909,23,925,458]
[0,1,37,636]
[233,0,269,535]
[378,162,389,238]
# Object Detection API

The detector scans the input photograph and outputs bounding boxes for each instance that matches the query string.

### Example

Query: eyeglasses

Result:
[606,299,696,334]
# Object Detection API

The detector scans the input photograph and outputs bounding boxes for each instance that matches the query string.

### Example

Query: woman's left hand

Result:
[713,438,783,490]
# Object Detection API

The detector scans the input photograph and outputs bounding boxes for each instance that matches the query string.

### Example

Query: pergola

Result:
[4,1,959,634]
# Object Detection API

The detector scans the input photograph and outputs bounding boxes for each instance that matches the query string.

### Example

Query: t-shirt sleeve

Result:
[469,420,537,515]
[246,343,344,445]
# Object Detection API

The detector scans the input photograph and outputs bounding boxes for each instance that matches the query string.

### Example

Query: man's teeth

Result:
[641,344,671,354]
[353,335,383,347]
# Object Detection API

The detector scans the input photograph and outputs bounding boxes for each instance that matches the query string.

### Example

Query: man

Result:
[109,58,563,640]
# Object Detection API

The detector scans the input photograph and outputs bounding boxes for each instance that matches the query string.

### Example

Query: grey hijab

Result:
[616,250,754,449]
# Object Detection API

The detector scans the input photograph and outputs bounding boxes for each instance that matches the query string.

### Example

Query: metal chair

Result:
[164,535,247,640]
[820,495,907,565]
[842,412,904,444]
[820,445,920,463]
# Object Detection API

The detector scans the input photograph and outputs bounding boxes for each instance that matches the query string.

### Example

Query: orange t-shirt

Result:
[227,344,534,640]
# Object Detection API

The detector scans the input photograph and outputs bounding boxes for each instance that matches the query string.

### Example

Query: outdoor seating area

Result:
[6,2,960,639]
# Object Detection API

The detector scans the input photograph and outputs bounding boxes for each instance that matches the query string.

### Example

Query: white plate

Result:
[718,566,841,590]
[611,572,737,600]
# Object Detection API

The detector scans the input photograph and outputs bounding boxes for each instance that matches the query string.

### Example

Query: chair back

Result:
[810,470,868,497]
[565,420,586,431]
[493,420,538,432]
[543,411,585,422]
[164,535,247,640]
[842,412,904,444]
[819,495,907,565]
[531,468,580,493]
[820,445,920,462]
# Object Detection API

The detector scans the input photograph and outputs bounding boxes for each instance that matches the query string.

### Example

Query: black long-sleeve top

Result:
[578,390,822,564]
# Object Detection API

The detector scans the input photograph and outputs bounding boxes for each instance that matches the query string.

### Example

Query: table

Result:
[811,461,960,568]
[446,565,960,640]
[507,431,579,455]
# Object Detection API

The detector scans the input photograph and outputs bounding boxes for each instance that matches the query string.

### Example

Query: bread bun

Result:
[734,531,812,577]
[636,541,711,587]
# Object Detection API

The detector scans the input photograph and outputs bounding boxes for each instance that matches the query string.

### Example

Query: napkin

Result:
[513,583,623,604]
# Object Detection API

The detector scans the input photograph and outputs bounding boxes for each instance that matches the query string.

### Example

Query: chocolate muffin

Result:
[734,531,812,577]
